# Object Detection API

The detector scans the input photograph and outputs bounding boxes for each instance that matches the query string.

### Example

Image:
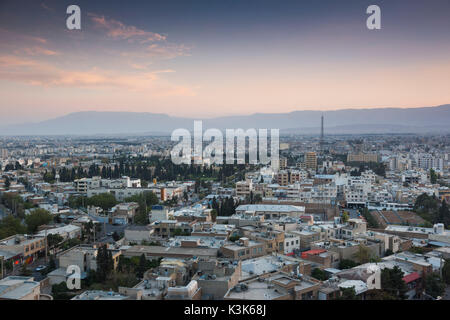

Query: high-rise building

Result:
[305,152,317,171]
[320,115,324,152]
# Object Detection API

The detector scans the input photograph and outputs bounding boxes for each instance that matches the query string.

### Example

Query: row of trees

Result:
[43,157,252,184]
[414,193,450,228]
[0,208,53,238]
[347,161,386,177]
[210,197,238,217]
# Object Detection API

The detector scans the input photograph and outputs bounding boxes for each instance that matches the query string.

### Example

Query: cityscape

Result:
[0,0,450,309]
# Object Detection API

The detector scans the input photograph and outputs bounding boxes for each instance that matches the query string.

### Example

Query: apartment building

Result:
[236,180,253,198]
[305,152,317,171]
[220,238,266,260]
[347,153,380,163]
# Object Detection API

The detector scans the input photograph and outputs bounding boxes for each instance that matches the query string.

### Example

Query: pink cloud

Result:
[0,55,195,97]
[20,46,60,56]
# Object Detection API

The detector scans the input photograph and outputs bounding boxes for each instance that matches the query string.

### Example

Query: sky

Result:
[0,0,450,125]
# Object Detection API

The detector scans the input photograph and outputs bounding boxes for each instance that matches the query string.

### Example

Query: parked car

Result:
[34,265,47,272]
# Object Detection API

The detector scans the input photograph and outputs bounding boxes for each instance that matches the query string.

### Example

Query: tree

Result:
[20,264,32,276]
[47,234,64,248]
[438,200,450,228]
[86,193,117,211]
[136,254,147,279]
[210,209,218,222]
[360,208,379,228]
[0,215,27,239]
[381,266,407,299]
[112,231,121,242]
[430,168,438,184]
[339,259,358,269]
[442,259,450,285]
[311,268,328,281]
[25,209,53,233]
[337,287,358,300]
[424,273,445,299]
[96,244,113,282]
[352,244,372,264]
[342,211,349,223]
[4,177,10,189]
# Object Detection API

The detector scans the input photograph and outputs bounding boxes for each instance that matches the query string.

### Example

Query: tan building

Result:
[192,259,241,299]
[0,234,46,266]
[0,276,46,300]
[236,180,253,198]
[224,272,321,300]
[347,153,380,163]
[305,152,317,171]
[220,238,265,260]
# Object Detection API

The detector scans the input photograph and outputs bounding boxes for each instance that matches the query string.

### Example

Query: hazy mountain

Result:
[1,105,449,136]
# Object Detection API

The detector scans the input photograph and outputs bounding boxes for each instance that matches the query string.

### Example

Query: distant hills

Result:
[1,104,449,136]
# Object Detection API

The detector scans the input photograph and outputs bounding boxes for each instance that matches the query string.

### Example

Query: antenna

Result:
[320,114,324,152]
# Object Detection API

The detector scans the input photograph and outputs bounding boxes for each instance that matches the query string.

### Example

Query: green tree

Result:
[430,168,438,184]
[352,244,373,264]
[0,215,27,238]
[47,234,64,248]
[339,259,358,269]
[25,209,53,233]
[424,272,445,299]
[87,193,117,211]
[311,268,328,281]
[96,244,113,282]
[442,259,450,285]
[112,231,121,241]
[381,266,407,299]
[4,177,10,189]
[210,209,218,222]
[136,254,147,279]
[342,211,349,223]
[20,264,32,276]
[337,287,358,300]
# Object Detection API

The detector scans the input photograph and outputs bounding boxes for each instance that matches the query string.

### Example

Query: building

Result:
[305,152,317,171]
[165,280,202,300]
[192,259,241,300]
[235,204,305,219]
[0,276,47,300]
[224,272,321,300]
[124,225,153,244]
[71,290,130,300]
[220,238,266,260]
[236,180,253,198]
[347,153,380,163]
[0,234,46,266]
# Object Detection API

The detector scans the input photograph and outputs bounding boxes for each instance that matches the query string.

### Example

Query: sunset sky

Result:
[1,0,450,125]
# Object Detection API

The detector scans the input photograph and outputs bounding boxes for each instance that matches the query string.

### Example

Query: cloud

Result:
[89,13,166,43]
[0,55,195,97]
[40,2,54,12]
[20,47,60,56]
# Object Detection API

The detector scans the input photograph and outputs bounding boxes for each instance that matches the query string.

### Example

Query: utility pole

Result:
[45,228,48,264]
[0,256,4,280]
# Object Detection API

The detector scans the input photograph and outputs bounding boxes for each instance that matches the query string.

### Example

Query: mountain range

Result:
[1,104,449,136]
